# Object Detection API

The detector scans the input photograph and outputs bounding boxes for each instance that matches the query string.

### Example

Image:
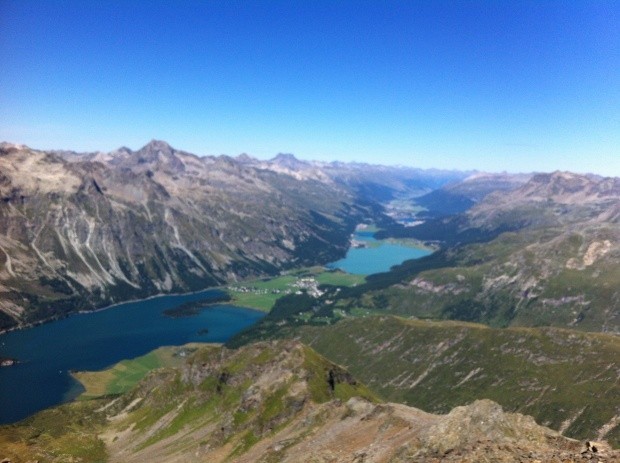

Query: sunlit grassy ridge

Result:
[359,226,620,332]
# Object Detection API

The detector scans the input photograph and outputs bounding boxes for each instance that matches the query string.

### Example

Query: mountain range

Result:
[0,140,483,331]
[0,141,456,330]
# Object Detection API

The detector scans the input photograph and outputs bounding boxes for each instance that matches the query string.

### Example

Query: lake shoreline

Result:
[0,285,256,337]
[0,232,434,337]
[0,223,436,424]
[0,302,265,424]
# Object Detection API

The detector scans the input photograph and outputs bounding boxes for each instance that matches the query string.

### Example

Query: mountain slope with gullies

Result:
[289,316,620,447]
[0,141,371,330]
[353,171,620,332]
[1,340,615,463]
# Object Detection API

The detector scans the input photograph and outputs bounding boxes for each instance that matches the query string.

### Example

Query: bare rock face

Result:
[422,399,548,452]
[408,401,620,462]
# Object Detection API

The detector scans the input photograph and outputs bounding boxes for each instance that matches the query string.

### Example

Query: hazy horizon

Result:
[1,1,618,176]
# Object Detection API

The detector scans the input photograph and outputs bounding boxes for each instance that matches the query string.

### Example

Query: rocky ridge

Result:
[1,340,616,463]
[289,316,620,447]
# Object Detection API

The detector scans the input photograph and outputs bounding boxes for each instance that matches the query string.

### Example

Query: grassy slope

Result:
[0,341,377,463]
[72,344,202,399]
[294,316,620,446]
[0,398,109,463]
[336,225,620,332]
[227,278,295,312]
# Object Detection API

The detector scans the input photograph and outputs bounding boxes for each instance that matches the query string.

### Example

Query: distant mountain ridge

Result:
[413,172,533,217]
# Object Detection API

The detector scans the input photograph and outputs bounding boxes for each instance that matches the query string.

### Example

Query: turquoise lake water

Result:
[327,230,431,274]
[0,229,432,423]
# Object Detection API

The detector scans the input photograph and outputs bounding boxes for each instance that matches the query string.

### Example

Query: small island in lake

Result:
[1,357,19,367]
[163,295,232,318]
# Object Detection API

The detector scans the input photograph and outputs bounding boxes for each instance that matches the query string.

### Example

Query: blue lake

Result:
[0,290,263,424]
[0,229,432,424]
[327,230,432,275]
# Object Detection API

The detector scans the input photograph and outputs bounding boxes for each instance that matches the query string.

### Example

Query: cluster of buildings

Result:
[229,275,325,299]
[291,277,324,298]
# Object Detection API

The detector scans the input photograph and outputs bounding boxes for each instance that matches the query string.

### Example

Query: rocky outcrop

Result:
[0,357,17,367]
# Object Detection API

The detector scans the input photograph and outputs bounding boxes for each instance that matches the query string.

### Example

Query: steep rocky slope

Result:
[0,141,369,330]
[1,340,615,463]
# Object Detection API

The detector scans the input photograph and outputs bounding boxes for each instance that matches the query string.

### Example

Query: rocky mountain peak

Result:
[271,152,307,169]
[235,152,255,163]
[0,142,28,153]
[499,170,620,205]
[116,145,132,154]
[139,139,174,155]
[128,139,188,174]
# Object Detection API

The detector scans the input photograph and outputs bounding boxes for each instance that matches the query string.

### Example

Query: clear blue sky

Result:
[1,1,618,175]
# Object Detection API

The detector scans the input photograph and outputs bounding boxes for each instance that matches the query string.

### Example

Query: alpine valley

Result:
[0,141,466,331]
[0,140,619,462]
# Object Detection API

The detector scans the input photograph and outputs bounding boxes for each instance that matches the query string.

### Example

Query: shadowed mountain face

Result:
[2,340,615,463]
[413,172,533,217]
[0,141,370,330]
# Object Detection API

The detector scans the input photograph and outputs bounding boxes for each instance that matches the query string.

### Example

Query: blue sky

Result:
[1,1,618,175]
